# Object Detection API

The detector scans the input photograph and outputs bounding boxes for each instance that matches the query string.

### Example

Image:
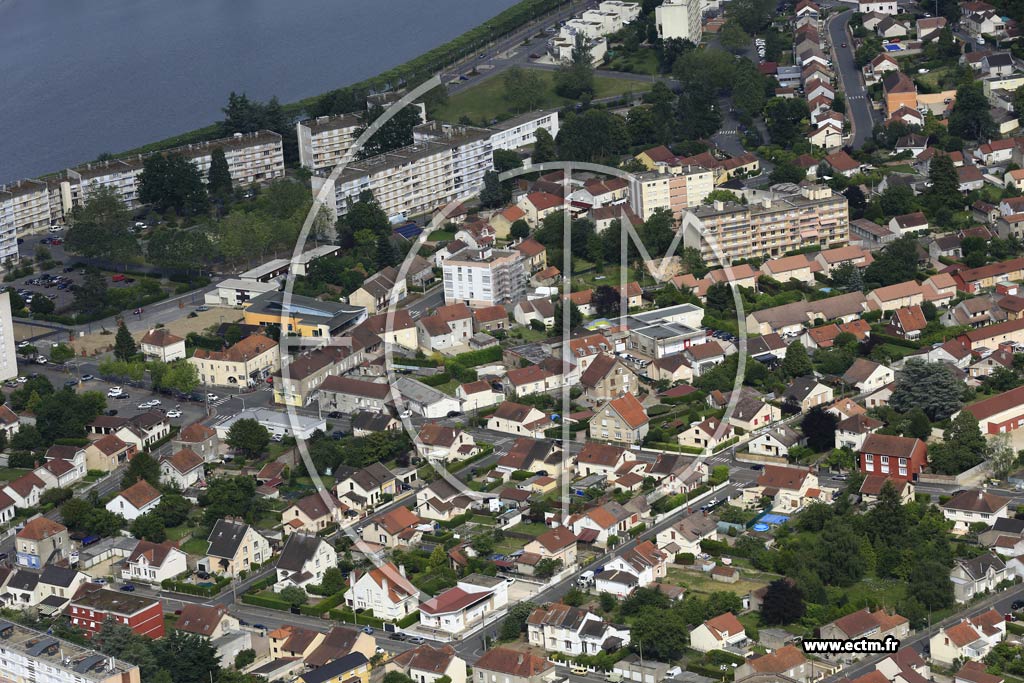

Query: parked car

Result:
[120,584,135,592]
[166,410,183,419]
[81,374,94,381]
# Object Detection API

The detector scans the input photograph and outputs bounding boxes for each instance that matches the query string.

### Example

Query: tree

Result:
[479,171,507,209]
[316,567,346,595]
[130,513,167,543]
[114,323,137,361]
[234,649,256,670]
[222,92,289,136]
[719,20,751,52]
[34,388,105,443]
[499,601,537,641]
[599,592,617,613]
[770,161,807,185]
[904,408,933,439]
[509,219,530,240]
[279,585,307,609]
[225,419,269,458]
[989,433,1017,479]
[138,153,209,216]
[556,110,629,163]
[801,406,840,452]
[890,358,963,420]
[760,579,806,625]
[928,410,988,475]
[949,81,996,141]
[122,452,161,488]
[503,66,546,113]
[200,475,259,526]
[928,153,962,212]
[815,518,867,586]
[533,128,557,164]
[555,34,595,99]
[65,188,140,266]
[152,630,221,683]
[592,285,621,318]
[864,236,921,287]
[207,148,233,198]
[553,301,583,331]
[764,98,810,147]
[383,674,415,683]
[50,343,74,364]
[30,295,54,314]
[535,558,563,579]
[356,105,422,158]
[631,608,690,661]
[782,341,812,378]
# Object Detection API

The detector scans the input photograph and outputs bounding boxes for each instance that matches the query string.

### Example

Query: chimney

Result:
[398,564,406,577]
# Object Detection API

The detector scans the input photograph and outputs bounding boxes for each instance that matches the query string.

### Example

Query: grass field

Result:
[181,538,209,556]
[433,70,650,124]
[0,468,30,482]
[665,565,779,598]
[603,48,660,75]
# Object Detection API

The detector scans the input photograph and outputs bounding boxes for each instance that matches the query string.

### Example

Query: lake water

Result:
[0,0,518,181]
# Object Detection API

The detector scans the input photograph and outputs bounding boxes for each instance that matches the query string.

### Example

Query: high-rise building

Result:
[442,246,527,308]
[0,619,141,683]
[0,292,17,382]
[297,113,363,171]
[685,184,849,265]
[655,0,703,43]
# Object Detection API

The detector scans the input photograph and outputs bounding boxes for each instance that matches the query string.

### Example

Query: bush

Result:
[420,373,452,387]
[241,592,291,611]
[452,346,503,367]
[328,607,386,628]
[676,553,695,565]
[397,610,421,628]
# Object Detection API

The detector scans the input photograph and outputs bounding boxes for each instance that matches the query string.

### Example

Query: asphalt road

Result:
[826,8,877,148]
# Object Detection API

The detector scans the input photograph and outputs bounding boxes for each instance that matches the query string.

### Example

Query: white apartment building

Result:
[0,620,141,683]
[656,0,704,43]
[489,110,560,152]
[686,184,849,265]
[297,113,362,170]
[0,179,47,250]
[314,125,493,221]
[628,165,713,221]
[30,131,284,231]
[177,130,285,186]
[442,246,528,308]
[0,293,17,383]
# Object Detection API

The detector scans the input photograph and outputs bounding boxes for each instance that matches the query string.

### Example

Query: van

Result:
[577,570,595,587]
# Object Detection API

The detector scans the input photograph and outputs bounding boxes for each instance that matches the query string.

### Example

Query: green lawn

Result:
[0,468,30,482]
[664,565,779,598]
[428,229,457,242]
[181,538,209,556]
[509,522,550,537]
[914,66,953,90]
[603,47,660,75]
[434,70,650,124]
[165,525,192,541]
[879,343,917,359]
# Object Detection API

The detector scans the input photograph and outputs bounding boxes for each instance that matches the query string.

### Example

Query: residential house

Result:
[415,424,478,464]
[819,609,910,662]
[858,433,927,481]
[929,610,1006,665]
[139,329,186,362]
[941,489,1012,533]
[950,552,1008,603]
[522,527,578,572]
[457,380,504,411]
[344,562,419,621]
[487,401,554,438]
[960,384,1024,434]
[576,442,634,478]
[122,541,188,584]
[526,603,631,656]
[473,647,553,683]
[15,518,68,569]
[175,603,240,640]
[198,518,272,577]
[189,333,279,388]
[727,389,781,432]
[67,589,165,639]
[579,354,637,401]
[105,480,161,521]
[890,305,928,340]
[335,462,400,511]
[859,475,914,505]
[416,304,474,352]
[589,393,649,445]
[749,425,804,459]
[842,359,895,393]
[415,478,476,522]
[835,414,883,451]
[274,532,338,591]
[741,465,823,512]
[281,491,346,535]
[567,501,637,548]
[595,541,668,597]
[172,422,219,463]
[388,644,467,683]
[419,574,509,635]
[677,416,733,451]
[4,473,46,509]
[690,612,747,653]
[159,448,205,489]
[734,645,813,682]
[656,514,718,556]
[781,376,834,412]
[513,298,556,329]
[360,506,423,549]
[348,267,408,315]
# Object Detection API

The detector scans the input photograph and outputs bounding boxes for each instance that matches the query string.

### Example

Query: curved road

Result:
[826,8,877,148]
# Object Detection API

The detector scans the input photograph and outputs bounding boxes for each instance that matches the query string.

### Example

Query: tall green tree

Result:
[801,406,840,453]
[114,323,137,361]
[357,105,422,158]
[207,148,233,197]
[782,341,813,378]
[948,81,996,141]
[533,128,557,164]
[122,452,161,488]
[555,34,595,99]
[502,66,546,113]
[138,153,209,215]
[65,187,140,264]
[890,358,963,420]
[225,418,270,458]
[927,153,962,212]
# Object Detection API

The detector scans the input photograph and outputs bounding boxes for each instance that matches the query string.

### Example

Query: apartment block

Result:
[443,246,527,308]
[297,113,363,170]
[0,180,46,255]
[0,293,17,382]
[628,165,713,221]
[655,0,703,43]
[686,184,849,265]
[0,620,140,683]
[313,125,493,220]
[176,130,285,186]
[489,110,560,153]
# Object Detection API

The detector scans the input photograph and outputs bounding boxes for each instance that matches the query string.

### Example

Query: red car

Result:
[111,274,125,282]
[50,238,62,246]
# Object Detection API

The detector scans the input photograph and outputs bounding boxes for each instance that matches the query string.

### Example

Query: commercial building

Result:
[297,113,363,171]
[242,290,366,339]
[686,184,849,265]
[203,278,279,308]
[961,385,1024,434]
[655,0,703,43]
[442,246,528,308]
[628,166,714,221]
[189,333,280,388]
[0,620,140,683]
[312,125,492,221]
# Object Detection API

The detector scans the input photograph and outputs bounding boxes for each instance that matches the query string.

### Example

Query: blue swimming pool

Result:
[752,523,771,532]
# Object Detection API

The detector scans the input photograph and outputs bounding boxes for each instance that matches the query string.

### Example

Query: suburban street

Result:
[826,8,877,147]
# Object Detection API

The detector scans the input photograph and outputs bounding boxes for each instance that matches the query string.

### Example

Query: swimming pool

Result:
[751,512,790,527]
[752,523,771,532]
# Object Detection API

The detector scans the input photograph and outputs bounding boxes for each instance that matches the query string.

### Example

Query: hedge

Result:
[868,330,922,350]
[645,442,704,455]
[161,576,230,597]
[329,607,386,628]
[421,372,452,387]
[300,590,347,616]
[392,357,440,368]
[453,346,503,367]
[241,592,291,610]
[397,610,421,628]
[713,436,740,453]
[447,444,494,473]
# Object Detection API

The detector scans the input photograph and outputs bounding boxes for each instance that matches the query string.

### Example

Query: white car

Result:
[206,393,218,401]
[107,387,123,397]
[16,377,27,384]
[137,402,152,410]
[166,410,182,419]
[399,409,413,418]
[146,399,160,407]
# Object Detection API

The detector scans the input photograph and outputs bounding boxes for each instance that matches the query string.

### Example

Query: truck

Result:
[577,570,595,587]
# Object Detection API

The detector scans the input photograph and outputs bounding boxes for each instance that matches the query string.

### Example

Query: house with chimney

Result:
[282,491,347,535]
[929,610,1006,665]
[734,645,815,682]
[819,609,910,662]
[858,434,927,481]
[415,424,478,464]
[595,541,668,597]
[473,647,553,683]
[677,416,733,451]
[690,612,748,653]
[122,540,188,584]
[590,393,649,445]
[656,514,718,556]
[527,603,631,656]
[950,552,1008,603]
[941,489,1011,533]
[522,526,578,571]
[344,562,419,621]
[173,422,220,462]
[387,644,467,683]
[274,531,338,591]
[360,506,423,549]
[487,401,554,438]
[419,574,509,635]
[198,518,272,577]
[15,518,68,569]
[175,603,240,641]
[159,448,205,489]
[105,480,161,521]
[140,328,186,362]
[740,465,824,512]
